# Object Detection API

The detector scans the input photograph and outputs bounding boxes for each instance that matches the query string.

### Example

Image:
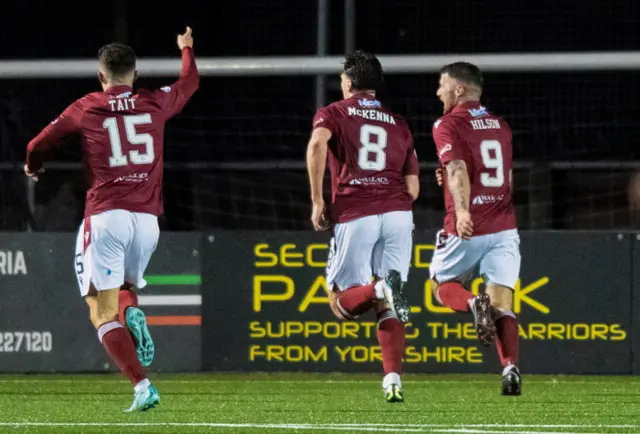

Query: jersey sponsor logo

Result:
[439,144,452,157]
[115,91,132,99]
[160,86,171,93]
[115,173,149,183]
[349,176,390,185]
[358,99,381,108]
[472,194,505,205]
[468,106,488,117]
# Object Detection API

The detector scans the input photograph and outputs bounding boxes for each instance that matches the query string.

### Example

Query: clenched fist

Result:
[178,26,194,50]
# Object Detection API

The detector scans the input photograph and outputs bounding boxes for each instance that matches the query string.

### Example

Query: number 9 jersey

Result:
[432,101,516,236]
[26,47,199,219]
[312,93,419,224]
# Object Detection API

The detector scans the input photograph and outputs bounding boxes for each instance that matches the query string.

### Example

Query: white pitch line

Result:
[0,423,459,433]
[431,431,625,434]
[330,423,640,429]
[0,422,637,433]
[329,424,640,429]
[137,295,201,306]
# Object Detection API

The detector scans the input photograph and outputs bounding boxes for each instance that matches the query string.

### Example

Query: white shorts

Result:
[429,229,521,290]
[74,209,159,297]
[326,211,413,292]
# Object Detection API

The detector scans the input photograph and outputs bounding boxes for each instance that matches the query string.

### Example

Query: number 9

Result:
[479,140,504,187]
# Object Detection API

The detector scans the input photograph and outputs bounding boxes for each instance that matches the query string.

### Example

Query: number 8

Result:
[480,140,504,187]
[358,124,387,171]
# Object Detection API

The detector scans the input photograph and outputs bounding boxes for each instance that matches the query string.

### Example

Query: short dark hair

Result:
[343,50,383,91]
[440,62,483,89]
[98,43,136,77]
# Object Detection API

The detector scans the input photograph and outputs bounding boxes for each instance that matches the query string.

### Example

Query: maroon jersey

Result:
[432,101,516,236]
[26,47,199,218]
[313,93,418,224]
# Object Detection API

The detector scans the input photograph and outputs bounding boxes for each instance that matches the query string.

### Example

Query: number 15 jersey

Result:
[433,101,516,236]
[312,93,419,224]
[26,47,199,219]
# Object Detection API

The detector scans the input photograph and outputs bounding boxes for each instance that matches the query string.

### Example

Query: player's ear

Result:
[98,71,107,86]
[133,70,138,83]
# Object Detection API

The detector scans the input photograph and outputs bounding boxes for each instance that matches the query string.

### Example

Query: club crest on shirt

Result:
[160,86,171,93]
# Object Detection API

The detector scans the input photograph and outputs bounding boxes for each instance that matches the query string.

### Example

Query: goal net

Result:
[0,55,638,231]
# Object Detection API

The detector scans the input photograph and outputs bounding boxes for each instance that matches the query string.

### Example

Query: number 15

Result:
[104,114,155,167]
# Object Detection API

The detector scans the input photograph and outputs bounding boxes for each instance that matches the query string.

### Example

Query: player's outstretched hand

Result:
[178,26,194,50]
[435,168,443,187]
[456,210,473,240]
[24,164,44,182]
[311,200,330,231]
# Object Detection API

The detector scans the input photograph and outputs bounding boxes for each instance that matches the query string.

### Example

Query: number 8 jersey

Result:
[26,47,199,219]
[312,93,419,224]
[432,101,516,236]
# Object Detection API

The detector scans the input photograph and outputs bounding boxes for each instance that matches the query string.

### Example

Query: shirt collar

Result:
[349,92,376,100]
[451,100,482,113]
[105,85,133,96]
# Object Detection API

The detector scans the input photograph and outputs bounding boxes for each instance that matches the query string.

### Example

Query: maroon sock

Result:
[337,283,377,317]
[98,321,146,385]
[376,309,405,374]
[495,315,520,367]
[118,287,138,326]
[437,281,474,312]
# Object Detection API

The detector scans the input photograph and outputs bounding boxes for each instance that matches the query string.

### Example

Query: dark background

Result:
[1,0,639,231]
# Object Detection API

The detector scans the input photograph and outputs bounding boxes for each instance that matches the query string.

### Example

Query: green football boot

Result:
[125,383,160,412]
[125,307,155,367]
[383,384,405,403]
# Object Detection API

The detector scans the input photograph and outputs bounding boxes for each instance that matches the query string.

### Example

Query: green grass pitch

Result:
[0,373,639,433]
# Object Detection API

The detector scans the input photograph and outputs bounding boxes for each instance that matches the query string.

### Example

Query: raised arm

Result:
[157,27,200,118]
